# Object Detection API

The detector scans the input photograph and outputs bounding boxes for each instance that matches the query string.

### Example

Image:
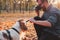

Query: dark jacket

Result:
[34,5,60,38]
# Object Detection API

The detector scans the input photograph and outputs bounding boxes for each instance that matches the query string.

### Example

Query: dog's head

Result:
[18,19,28,31]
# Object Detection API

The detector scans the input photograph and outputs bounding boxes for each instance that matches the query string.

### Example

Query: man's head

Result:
[36,0,50,11]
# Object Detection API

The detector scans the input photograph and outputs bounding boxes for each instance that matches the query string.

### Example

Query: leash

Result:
[6,28,20,40]
[12,28,20,34]
[6,30,12,40]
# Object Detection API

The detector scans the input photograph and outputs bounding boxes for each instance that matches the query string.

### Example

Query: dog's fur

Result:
[0,19,27,40]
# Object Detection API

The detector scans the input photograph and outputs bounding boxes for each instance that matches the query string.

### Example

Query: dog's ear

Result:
[2,32,9,39]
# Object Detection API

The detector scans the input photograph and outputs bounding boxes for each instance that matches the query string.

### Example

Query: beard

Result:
[39,4,46,11]
[42,7,46,11]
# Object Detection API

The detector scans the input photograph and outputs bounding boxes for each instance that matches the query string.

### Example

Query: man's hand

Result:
[29,18,36,23]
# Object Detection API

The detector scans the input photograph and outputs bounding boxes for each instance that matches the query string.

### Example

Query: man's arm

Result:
[34,20,51,27]
[29,13,57,28]
[29,18,52,27]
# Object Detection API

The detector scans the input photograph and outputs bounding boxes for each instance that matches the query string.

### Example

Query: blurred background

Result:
[0,0,60,13]
[0,0,37,13]
[0,0,60,40]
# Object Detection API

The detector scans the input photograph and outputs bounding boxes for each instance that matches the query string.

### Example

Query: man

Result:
[29,0,60,40]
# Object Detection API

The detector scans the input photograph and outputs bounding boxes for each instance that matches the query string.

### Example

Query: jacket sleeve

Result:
[47,13,57,27]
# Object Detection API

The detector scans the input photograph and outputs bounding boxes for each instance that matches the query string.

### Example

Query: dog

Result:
[0,19,27,40]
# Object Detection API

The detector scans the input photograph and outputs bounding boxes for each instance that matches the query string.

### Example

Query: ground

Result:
[0,11,38,40]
